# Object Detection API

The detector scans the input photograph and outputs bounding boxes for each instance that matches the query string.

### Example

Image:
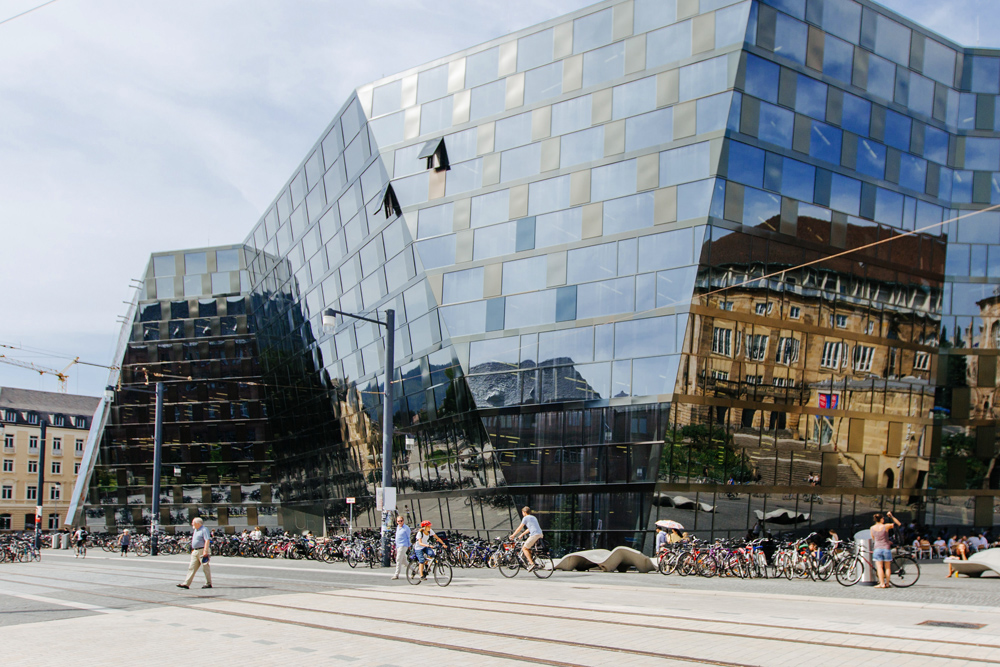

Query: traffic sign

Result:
[346,497,356,504]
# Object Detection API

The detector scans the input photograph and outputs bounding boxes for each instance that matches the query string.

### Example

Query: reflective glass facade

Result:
[81,0,1000,549]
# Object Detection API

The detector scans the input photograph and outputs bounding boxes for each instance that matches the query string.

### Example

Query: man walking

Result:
[393,515,411,580]
[177,517,213,590]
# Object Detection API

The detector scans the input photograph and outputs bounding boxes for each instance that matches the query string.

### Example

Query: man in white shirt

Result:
[509,506,544,572]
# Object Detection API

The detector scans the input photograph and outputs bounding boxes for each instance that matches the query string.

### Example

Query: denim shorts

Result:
[872,548,892,562]
[414,546,434,563]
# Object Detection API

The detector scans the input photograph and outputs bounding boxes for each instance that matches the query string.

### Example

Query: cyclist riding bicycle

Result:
[509,506,543,572]
[73,526,88,558]
[414,520,446,580]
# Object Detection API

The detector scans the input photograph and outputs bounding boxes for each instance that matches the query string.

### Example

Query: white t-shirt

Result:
[415,528,437,548]
[520,514,542,537]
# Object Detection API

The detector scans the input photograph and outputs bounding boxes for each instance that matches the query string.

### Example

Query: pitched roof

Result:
[0,386,100,416]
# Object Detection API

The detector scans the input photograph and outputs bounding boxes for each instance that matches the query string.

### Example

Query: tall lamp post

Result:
[105,381,164,555]
[34,419,47,550]
[323,307,395,567]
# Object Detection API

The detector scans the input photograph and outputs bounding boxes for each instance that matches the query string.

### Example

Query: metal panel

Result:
[724,182,744,223]
[946,457,967,490]
[499,41,518,77]
[778,68,797,108]
[821,452,839,487]
[692,13,715,55]
[613,0,634,41]
[840,131,857,170]
[792,114,810,154]
[532,106,552,140]
[448,58,466,93]
[541,137,561,172]
[357,86,373,117]
[676,0,698,21]
[571,169,592,205]
[428,169,446,200]
[477,121,495,155]
[637,154,659,192]
[625,34,646,75]
[592,88,613,124]
[554,21,574,60]
[563,54,584,92]
[483,262,503,298]
[848,418,866,453]
[806,26,824,71]
[976,425,997,457]
[975,497,995,527]
[546,251,568,287]
[427,273,444,303]
[482,152,501,186]
[887,422,903,457]
[455,230,474,264]
[604,119,626,156]
[509,184,529,219]
[654,187,677,225]
[780,197,797,235]
[453,198,472,231]
[404,107,421,140]
[826,86,843,126]
[657,70,679,107]
[506,73,525,110]
[452,89,471,125]
[740,95,760,136]
[979,354,997,388]
[863,455,880,487]
[673,101,696,139]
[582,202,603,238]
[401,74,418,108]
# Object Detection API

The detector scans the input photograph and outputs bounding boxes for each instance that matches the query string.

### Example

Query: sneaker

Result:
[176,584,189,589]
[527,564,537,572]
[202,584,212,589]
[391,576,399,580]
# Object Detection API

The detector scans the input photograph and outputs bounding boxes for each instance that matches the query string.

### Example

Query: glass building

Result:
[76,0,1000,550]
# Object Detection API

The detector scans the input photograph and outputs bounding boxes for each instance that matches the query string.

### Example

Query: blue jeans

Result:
[415,546,435,563]
[872,548,892,562]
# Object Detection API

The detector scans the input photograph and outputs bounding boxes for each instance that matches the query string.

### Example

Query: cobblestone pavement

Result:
[1,551,999,666]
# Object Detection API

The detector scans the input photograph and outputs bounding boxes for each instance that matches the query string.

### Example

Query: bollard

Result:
[50,534,59,549]
[854,529,876,586]
[62,533,71,549]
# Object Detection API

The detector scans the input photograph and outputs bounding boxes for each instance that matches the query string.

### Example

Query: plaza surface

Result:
[1,551,999,666]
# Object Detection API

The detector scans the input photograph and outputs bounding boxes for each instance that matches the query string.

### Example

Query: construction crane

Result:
[0,354,78,393]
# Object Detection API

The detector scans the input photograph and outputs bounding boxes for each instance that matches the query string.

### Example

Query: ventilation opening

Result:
[418,137,449,171]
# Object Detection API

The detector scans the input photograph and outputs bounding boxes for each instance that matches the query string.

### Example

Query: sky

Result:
[0,0,996,398]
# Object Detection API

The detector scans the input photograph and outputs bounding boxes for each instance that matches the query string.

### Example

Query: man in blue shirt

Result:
[177,517,213,589]
[392,515,411,580]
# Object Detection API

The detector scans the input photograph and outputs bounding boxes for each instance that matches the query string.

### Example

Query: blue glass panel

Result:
[965,137,1000,171]
[744,54,779,104]
[592,160,638,202]
[821,0,860,43]
[577,277,635,319]
[551,95,592,135]
[636,272,655,311]
[420,97,452,135]
[494,113,533,152]
[922,39,956,86]
[899,155,927,193]
[829,174,861,216]
[471,190,509,228]
[634,0,677,33]
[372,80,402,118]
[924,126,949,165]
[417,203,454,239]
[958,93,976,130]
[656,267,697,307]
[443,267,484,304]
[517,29,554,72]
[646,20,692,68]
[795,75,827,120]
[660,141,711,186]
[631,355,680,396]
[938,167,953,201]
[500,144,542,182]
[535,209,583,248]
[583,42,625,88]
[502,256,547,295]
[958,211,1000,243]
[915,200,943,228]
[625,108,673,151]
[677,179,715,220]
[874,188,903,226]
[560,127,604,168]
[439,302,486,337]
[470,80,506,121]
[470,336,520,368]
[727,141,765,188]
[637,227,695,273]
[908,74,935,118]
[743,187,780,225]
[414,235,456,269]
[971,56,1000,94]
[604,192,655,234]
[417,64,449,104]
[711,180,726,218]
[953,171,973,204]
[781,157,815,202]
[883,110,911,151]
[392,172,429,207]
[866,54,896,101]
[761,0,804,19]
[841,93,871,136]
[945,244,970,275]
[773,13,807,65]
[679,56,728,102]
[697,92,733,133]
[473,222,517,260]
[612,360,631,396]
[615,316,677,358]
[728,91,743,132]
[528,175,571,215]
[523,62,563,105]
[612,76,657,120]
[873,15,909,66]
[446,158,483,196]
[758,102,794,148]
[574,8,613,54]
[856,138,886,179]
[809,121,842,165]
[568,242,617,283]
[716,2,751,47]
[465,47,499,89]
[822,34,854,85]
[539,326,592,365]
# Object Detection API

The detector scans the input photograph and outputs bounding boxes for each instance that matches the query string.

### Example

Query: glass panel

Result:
[369,111,405,147]
[661,141,710,186]
[625,108,673,152]
[473,222,517,260]
[823,34,854,84]
[417,64,449,104]
[922,39,956,86]
[727,141,765,188]
[535,208,583,248]
[500,143,542,182]
[874,188,903,227]
[372,80,402,117]
[809,120,842,165]
[867,53,896,102]
[470,80,506,121]
[965,138,1000,171]
[795,75,827,120]
[612,76,657,120]
[716,2,751,47]
[574,8,613,54]
[773,13,807,65]
[781,157,815,202]
[637,227,695,272]
[631,355,680,396]
[646,20,692,68]
[971,56,1000,94]
[874,14,910,66]
[899,155,928,193]
[517,29,554,72]
[829,174,861,216]
[615,316,676,357]
[841,93,871,137]
[442,267,484,304]
[418,203,454,239]
[634,0,678,33]
[744,187,780,225]
[697,92,732,133]
[528,175,571,215]
[821,0,860,43]
[908,74,935,118]
[523,62,563,105]
[471,190,510,228]
[856,138,887,179]
[677,179,715,220]
[925,126,949,165]
[568,242,617,283]
[505,290,557,328]
[884,110,911,151]
[551,95,592,136]
[679,56,728,102]
[414,235,456,269]
[446,127,478,163]
[560,127,604,168]
[656,267,697,307]
[502,256,547,295]
[539,327,593,365]
[185,253,207,275]
[603,192,655,235]
[744,54,779,104]
[758,102,794,149]
[439,302,487,337]
[446,158,484,196]
[577,277,635,319]
[420,97,453,135]
[592,160,638,202]
[465,47,499,89]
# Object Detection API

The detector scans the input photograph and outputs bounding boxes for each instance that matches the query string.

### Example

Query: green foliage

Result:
[660,424,756,482]
[929,432,991,490]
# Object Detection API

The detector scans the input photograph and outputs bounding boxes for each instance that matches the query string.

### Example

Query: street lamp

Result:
[323,307,395,567]
[33,418,47,551]
[105,381,164,555]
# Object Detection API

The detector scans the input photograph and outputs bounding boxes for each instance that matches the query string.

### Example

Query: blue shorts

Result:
[414,546,434,563]
[872,548,892,562]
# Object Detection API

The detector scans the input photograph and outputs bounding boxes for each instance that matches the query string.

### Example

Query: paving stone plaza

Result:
[2,553,999,666]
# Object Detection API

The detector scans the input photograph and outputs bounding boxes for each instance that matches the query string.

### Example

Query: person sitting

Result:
[932,536,947,558]
[667,528,683,544]
[917,536,932,559]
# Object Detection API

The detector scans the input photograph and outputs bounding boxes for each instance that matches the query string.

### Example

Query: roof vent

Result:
[417,138,449,171]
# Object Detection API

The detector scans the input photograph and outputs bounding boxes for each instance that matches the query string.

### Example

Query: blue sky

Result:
[0,0,994,398]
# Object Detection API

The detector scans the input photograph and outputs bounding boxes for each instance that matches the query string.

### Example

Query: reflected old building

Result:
[73,0,1000,547]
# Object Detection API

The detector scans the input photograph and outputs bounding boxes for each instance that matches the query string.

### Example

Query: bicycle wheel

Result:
[889,555,920,588]
[498,551,520,578]
[835,556,864,586]
[433,560,453,587]
[406,560,422,585]
[347,552,358,568]
[532,554,555,579]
